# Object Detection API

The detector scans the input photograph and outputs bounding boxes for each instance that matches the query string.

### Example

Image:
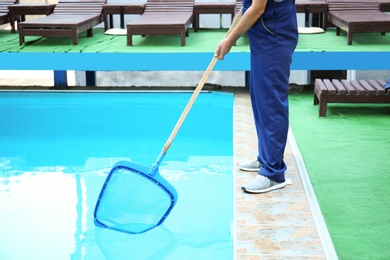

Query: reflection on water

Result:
[95,222,177,259]
[0,92,234,259]
[0,159,233,259]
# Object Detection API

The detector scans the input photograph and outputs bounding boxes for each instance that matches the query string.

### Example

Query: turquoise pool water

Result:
[0,91,234,259]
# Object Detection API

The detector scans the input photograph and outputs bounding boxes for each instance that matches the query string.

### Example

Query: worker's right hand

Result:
[215,38,233,60]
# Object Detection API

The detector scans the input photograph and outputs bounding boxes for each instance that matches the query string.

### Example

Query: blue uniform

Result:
[243,0,298,183]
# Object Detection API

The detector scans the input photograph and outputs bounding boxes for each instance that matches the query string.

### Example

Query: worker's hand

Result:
[215,38,233,60]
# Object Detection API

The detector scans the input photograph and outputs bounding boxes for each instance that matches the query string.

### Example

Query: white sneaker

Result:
[241,175,286,193]
[238,160,261,172]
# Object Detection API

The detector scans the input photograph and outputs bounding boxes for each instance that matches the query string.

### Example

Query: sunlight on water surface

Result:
[0,92,234,259]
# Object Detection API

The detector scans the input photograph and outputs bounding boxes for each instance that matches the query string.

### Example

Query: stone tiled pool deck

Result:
[234,90,336,259]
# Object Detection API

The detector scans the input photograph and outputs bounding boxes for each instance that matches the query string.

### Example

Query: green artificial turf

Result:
[1,27,390,53]
[289,90,390,260]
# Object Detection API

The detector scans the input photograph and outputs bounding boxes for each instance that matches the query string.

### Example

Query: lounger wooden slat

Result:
[53,4,104,14]
[377,80,387,88]
[350,80,368,94]
[341,79,357,95]
[356,80,376,95]
[323,79,337,94]
[146,2,193,8]
[367,80,386,95]
[314,79,323,102]
[331,79,347,95]
[314,78,390,116]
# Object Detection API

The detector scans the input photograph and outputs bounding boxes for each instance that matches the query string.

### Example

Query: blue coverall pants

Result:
[243,0,298,183]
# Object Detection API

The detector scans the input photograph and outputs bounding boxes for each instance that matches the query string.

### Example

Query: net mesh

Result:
[94,162,177,234]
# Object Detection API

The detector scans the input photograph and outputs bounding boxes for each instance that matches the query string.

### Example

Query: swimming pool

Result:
[0,91,234,259]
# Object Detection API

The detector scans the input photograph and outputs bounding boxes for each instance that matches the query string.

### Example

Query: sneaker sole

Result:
[241,181,287,194]
[238,166,260,172]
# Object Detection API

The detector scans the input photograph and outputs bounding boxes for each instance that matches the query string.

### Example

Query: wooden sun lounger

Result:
[327,0,390,45]
[314,78,390,116]
[127,0,194,46]
[0,0,18,26]
[18,0,106,45]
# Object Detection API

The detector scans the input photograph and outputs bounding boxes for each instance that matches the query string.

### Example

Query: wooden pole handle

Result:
[161,8,243,154]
